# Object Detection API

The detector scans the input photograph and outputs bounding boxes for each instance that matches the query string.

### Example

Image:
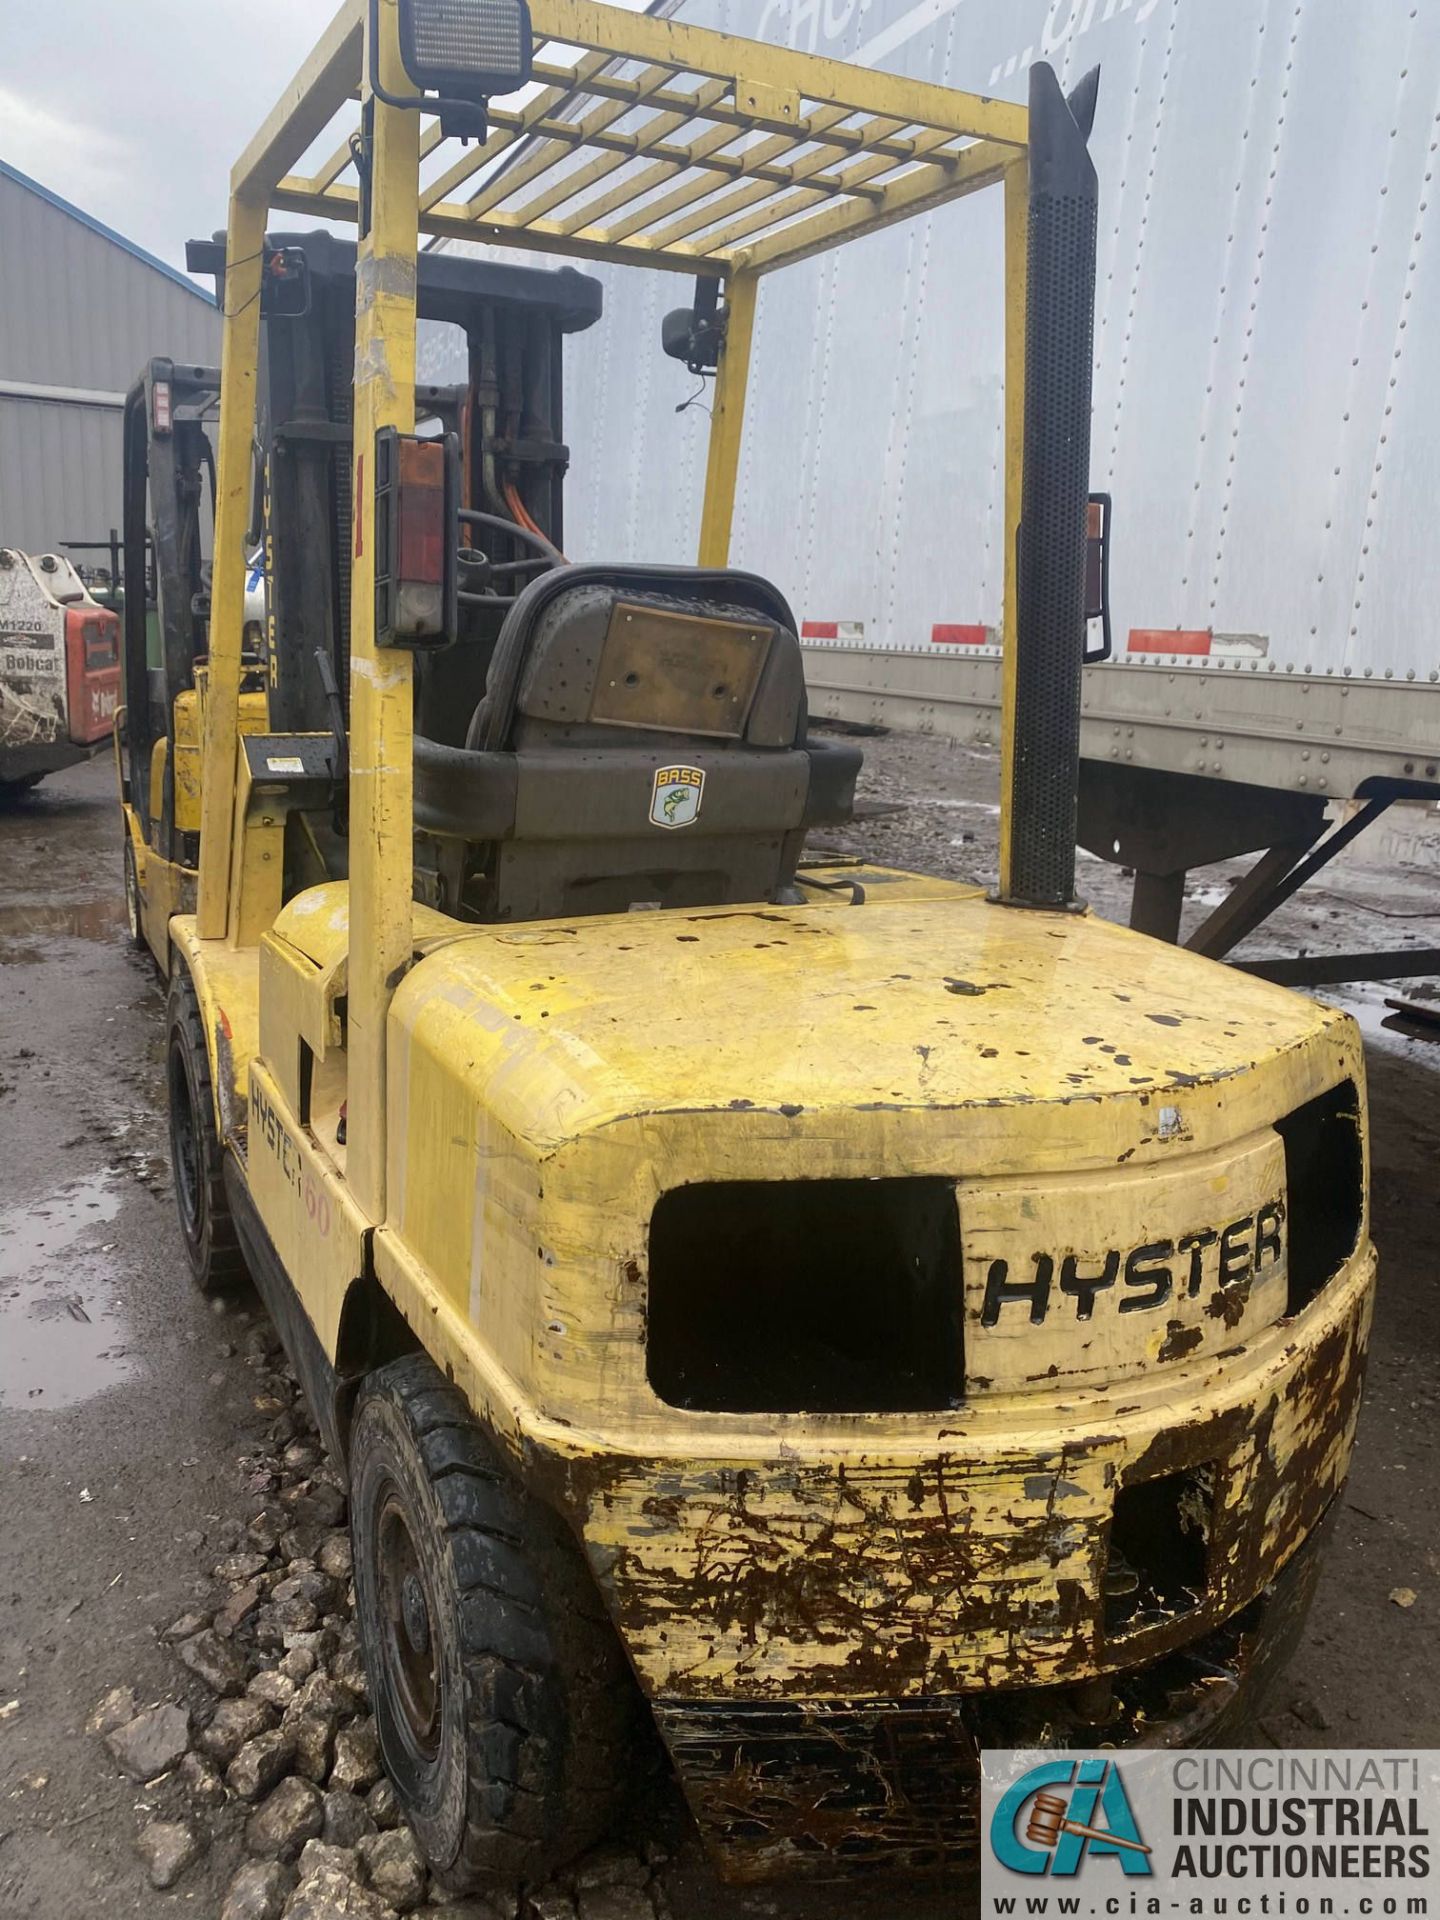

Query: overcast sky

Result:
[0,0,656,279]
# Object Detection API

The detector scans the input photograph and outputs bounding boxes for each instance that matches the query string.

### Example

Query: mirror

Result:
[260,247,311,320]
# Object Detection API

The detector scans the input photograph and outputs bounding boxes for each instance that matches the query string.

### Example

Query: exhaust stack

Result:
[999,61,1100,910]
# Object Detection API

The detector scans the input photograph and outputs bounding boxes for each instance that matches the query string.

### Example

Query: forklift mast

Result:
[120,359,220,862]
[185,232,601,750]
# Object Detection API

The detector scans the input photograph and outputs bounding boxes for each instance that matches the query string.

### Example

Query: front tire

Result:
[123,839,146,951]
[350,1354,646,1889]
[166,967,247,1293]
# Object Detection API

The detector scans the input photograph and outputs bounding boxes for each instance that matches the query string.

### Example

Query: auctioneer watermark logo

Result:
[990,1756,1153,1878]
[982,1750,1440,1918]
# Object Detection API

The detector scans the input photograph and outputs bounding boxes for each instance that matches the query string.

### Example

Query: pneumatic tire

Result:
[123,840,146,952]
[166,966,247,1294]
[349,1353,647,1889]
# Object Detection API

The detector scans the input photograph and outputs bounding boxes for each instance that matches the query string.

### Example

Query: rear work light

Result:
[373,427,459,650]
[397,0,532,99]
[151,379,172,437]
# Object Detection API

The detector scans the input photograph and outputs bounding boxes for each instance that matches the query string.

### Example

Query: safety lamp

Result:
[1083,492,1113,663]
[396,0,533,102]
[151,378,173,437]
[373,428,460,650]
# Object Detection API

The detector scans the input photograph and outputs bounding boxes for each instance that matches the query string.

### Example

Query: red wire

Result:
[503,480,567,561]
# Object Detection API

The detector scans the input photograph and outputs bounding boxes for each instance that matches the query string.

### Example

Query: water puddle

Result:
[1324,986,1440,1055]
[0,1173,136,1410]
[0,896,124,962]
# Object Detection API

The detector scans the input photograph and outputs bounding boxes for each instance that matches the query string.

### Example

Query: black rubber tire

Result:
[166,966,247,1293]
[122,839,146,951]
[350,1353,646,1889]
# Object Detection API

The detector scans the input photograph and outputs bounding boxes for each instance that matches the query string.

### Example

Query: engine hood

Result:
[382,868,1364,1410]
[391,869,1354,1158]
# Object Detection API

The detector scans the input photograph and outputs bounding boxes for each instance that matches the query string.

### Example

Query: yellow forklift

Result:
[134,0,1375,1888]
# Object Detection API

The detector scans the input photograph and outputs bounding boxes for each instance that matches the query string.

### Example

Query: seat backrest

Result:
[471,564,804,749]
[414,565,859,922]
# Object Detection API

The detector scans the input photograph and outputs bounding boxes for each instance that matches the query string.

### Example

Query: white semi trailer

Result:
[424,0,1440,981]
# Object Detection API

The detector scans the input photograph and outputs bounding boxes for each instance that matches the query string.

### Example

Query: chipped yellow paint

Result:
[197,190,266,942]
[357,872,1373,1703]
[121,685,269,969]
[962,1129,1289,1390]
[344,0,419,1220]
[576,1262,1370,1701]
[170,917,260,1144]
[147,737,168,832]
[697,269,757,568]
[247,1056,369,1356]
[120,799,180,970]
[124,823,191,971]
[172,692,200,829]
[157,0,1379,1818]
[173,686,270,835]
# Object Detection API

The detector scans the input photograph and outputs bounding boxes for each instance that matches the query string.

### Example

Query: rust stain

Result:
[1158,1320,1205,1363]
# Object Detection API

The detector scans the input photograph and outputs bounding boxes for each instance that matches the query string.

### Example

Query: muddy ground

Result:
[1,743,1437,1920]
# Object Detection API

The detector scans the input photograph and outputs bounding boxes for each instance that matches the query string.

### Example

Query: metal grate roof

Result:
[260,0,1027,279]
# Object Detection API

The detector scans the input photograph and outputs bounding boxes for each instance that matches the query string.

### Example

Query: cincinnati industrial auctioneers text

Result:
[1166,1757,1430,1882]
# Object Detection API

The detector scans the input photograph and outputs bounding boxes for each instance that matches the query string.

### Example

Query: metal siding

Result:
[0,398,125,556]
[467,0,1438,684]
[0,170,219,553]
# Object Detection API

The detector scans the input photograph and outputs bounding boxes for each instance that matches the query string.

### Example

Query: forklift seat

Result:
[414,564,859,922]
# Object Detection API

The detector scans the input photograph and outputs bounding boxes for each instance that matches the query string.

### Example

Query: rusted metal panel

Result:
[656,1695,984,1877]
[570,1258,1368,1705]
[657,1519,1331,1878]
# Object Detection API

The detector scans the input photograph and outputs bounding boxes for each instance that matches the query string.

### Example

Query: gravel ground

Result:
[1,744,1438,1919]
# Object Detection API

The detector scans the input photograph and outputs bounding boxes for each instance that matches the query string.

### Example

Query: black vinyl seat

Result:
[413,564,860,922]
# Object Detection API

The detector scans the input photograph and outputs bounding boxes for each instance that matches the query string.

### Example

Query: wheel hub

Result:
[401,1571,431,1655]
[376,1490,441,1759]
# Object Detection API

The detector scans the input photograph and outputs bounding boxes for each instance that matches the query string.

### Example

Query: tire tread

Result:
[167,967,247,1290]
[352,1354,648,1889]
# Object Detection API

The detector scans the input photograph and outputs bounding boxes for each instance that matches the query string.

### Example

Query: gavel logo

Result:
[1025,1790,1153,1858]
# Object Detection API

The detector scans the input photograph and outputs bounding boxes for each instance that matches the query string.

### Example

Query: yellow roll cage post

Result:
[199,0,1034,1222]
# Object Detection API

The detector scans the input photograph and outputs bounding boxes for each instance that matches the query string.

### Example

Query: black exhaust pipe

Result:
[1000,61,1100,910]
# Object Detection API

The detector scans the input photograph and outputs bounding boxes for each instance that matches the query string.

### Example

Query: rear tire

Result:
[166,967,247,1293]
[350,1354,646,1889]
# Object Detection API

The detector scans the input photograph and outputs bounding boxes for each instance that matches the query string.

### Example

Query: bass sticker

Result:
[650,765,705,829]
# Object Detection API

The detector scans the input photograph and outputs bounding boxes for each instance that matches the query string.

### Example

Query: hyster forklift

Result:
[131,0,1376,1888]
